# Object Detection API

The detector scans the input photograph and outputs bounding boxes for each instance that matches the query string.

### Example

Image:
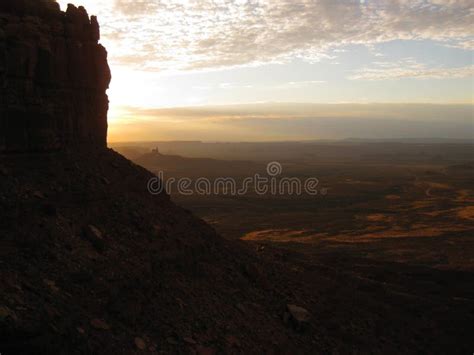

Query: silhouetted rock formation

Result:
[0,0,111,152]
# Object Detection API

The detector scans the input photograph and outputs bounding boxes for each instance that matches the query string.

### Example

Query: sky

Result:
[56,0,474,142]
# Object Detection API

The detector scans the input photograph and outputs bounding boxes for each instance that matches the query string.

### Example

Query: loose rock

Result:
[33,191,45,199]
[183,337,197,345]
[82,225,106,252]
[90,318,110,330]
[285,304,310,331]
[134,337,146,350]
[226,335,240,347]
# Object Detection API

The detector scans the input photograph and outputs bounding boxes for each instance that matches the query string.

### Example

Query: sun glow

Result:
[54,0,474,142]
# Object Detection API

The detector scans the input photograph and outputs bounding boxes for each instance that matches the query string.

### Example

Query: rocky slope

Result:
[2,148,474,354]
[0,148,321,354]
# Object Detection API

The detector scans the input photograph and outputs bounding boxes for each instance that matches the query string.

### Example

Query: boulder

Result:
[90,318,110,330]
[284,304,310,331]
[134,337,146,350]
[82,225,106,252]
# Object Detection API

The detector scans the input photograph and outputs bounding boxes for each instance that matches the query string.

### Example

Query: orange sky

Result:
[57,1,474,142]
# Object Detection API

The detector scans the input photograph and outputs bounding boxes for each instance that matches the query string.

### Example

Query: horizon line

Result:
[108,137,474,145]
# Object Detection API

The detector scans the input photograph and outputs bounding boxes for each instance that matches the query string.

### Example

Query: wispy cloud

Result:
[71,0,474,72]
[283,81,326,87]
[115,103,474,122]
[350,58,474,80]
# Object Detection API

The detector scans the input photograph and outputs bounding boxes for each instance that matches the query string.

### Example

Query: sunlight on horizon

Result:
[56,0,474,142]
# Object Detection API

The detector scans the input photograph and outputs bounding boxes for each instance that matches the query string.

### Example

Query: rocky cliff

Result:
[0,0,111,152]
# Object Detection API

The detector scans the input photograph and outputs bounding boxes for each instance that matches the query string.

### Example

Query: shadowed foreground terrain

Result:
[1,148,474,354]
[118,142,474,353]
[0,148,319,353]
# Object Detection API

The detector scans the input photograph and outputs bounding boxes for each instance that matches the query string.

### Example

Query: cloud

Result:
[350,58,474,80]
[282,81,326,87]
[115,102,474,122]
[83,0,474,72]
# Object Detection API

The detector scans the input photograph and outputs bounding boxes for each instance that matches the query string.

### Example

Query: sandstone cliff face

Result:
[0,0,111,152]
